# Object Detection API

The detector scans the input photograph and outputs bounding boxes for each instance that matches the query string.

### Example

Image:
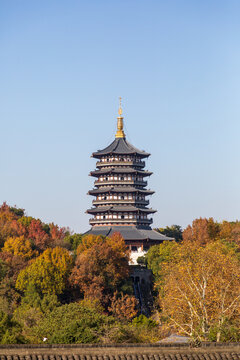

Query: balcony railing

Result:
[94,180,147,187]
[92,199,150,206]
[96,160,145,168]
[89,218,153,225]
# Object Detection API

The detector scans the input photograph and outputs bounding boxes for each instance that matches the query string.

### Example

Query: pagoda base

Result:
[84,225,174,265]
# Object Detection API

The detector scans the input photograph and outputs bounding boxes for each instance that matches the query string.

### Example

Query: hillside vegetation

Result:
[0,203,239,343]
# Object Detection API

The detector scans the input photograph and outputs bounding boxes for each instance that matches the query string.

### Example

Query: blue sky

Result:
[1,0,240,232]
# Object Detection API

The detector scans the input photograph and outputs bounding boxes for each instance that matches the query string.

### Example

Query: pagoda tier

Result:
[90,168,153,177]
[92,137,150,159]
[87,206,156,214]
[88,187,155,195]
[85,101,174,264]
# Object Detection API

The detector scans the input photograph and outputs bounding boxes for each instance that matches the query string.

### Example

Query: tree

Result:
[183,217,220,245]
[160,241,240,341]
[0,203,19,247]
[3,236,37,259]
[30,301,115,344]
[63,233,82,251]
[16,247,73,296]
[27,219,50,250]
[108,291,138,321]
[145,241,178,289]
[70,233,130,305]
[76,234,105,255]
[156,225,183,242]
[219,221,240,248]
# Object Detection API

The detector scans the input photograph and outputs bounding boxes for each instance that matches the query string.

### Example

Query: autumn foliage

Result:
[108,291,138,320]
[70,233,130,305]
[0,203,240,343]
[16,247,73,295]
[160,241,240,341]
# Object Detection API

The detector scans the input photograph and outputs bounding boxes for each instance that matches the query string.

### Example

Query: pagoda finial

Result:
[116,97,125,138]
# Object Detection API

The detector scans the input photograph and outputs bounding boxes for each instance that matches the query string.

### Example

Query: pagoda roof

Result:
[87,206,156,214]
[92,138,150,158]
[88,187,155,195]
[84,225,174,242]
[90,168,152,177]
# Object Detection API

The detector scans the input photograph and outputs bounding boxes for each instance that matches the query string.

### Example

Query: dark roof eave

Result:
[86,206,157,214]
[91,138,150,158]
[92,152,150,159]
[89,169,153,177]
[88,188,155,195]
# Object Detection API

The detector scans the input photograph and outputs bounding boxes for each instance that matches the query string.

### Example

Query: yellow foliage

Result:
[3,236,37,259]
[76,234,105,255]
[160,241,240,341]
[16,247,73,295]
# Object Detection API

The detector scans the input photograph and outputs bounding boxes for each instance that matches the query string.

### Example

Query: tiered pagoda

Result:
[85,100,173,263]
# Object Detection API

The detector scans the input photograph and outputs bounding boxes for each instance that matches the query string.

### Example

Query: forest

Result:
[0,202,239,344]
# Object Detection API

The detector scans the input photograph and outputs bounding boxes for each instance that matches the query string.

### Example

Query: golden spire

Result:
[115,97,125,138]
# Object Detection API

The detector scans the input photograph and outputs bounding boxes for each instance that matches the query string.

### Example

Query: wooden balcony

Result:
[89,218,153,225]
[96,160,145,168]
[92,199,150,206]
[94,179,147,187]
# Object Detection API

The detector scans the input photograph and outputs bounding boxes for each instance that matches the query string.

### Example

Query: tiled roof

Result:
[0,344,239,359]
[88,187,154,195]
[84,225,174,241]
[92,138,150,158]
[90,168,153,177]
[86,206,156,214]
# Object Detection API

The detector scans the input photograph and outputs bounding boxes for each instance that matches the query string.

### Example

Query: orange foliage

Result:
[219,221,240,246]
[108,291,138,320]
[0,203,19,245]
[183,217,220,245]
[70,234,130,304]
[28,219,50,250]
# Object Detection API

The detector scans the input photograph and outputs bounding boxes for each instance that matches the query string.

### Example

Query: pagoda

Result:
[85,100,173,263]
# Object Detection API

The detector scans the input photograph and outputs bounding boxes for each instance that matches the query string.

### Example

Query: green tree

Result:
[156,225,183,242]
[146,241,178,288]
[31,302,115,344]
[64,233,82,251]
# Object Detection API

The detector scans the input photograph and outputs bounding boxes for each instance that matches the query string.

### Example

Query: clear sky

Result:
[1,0,240,233]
